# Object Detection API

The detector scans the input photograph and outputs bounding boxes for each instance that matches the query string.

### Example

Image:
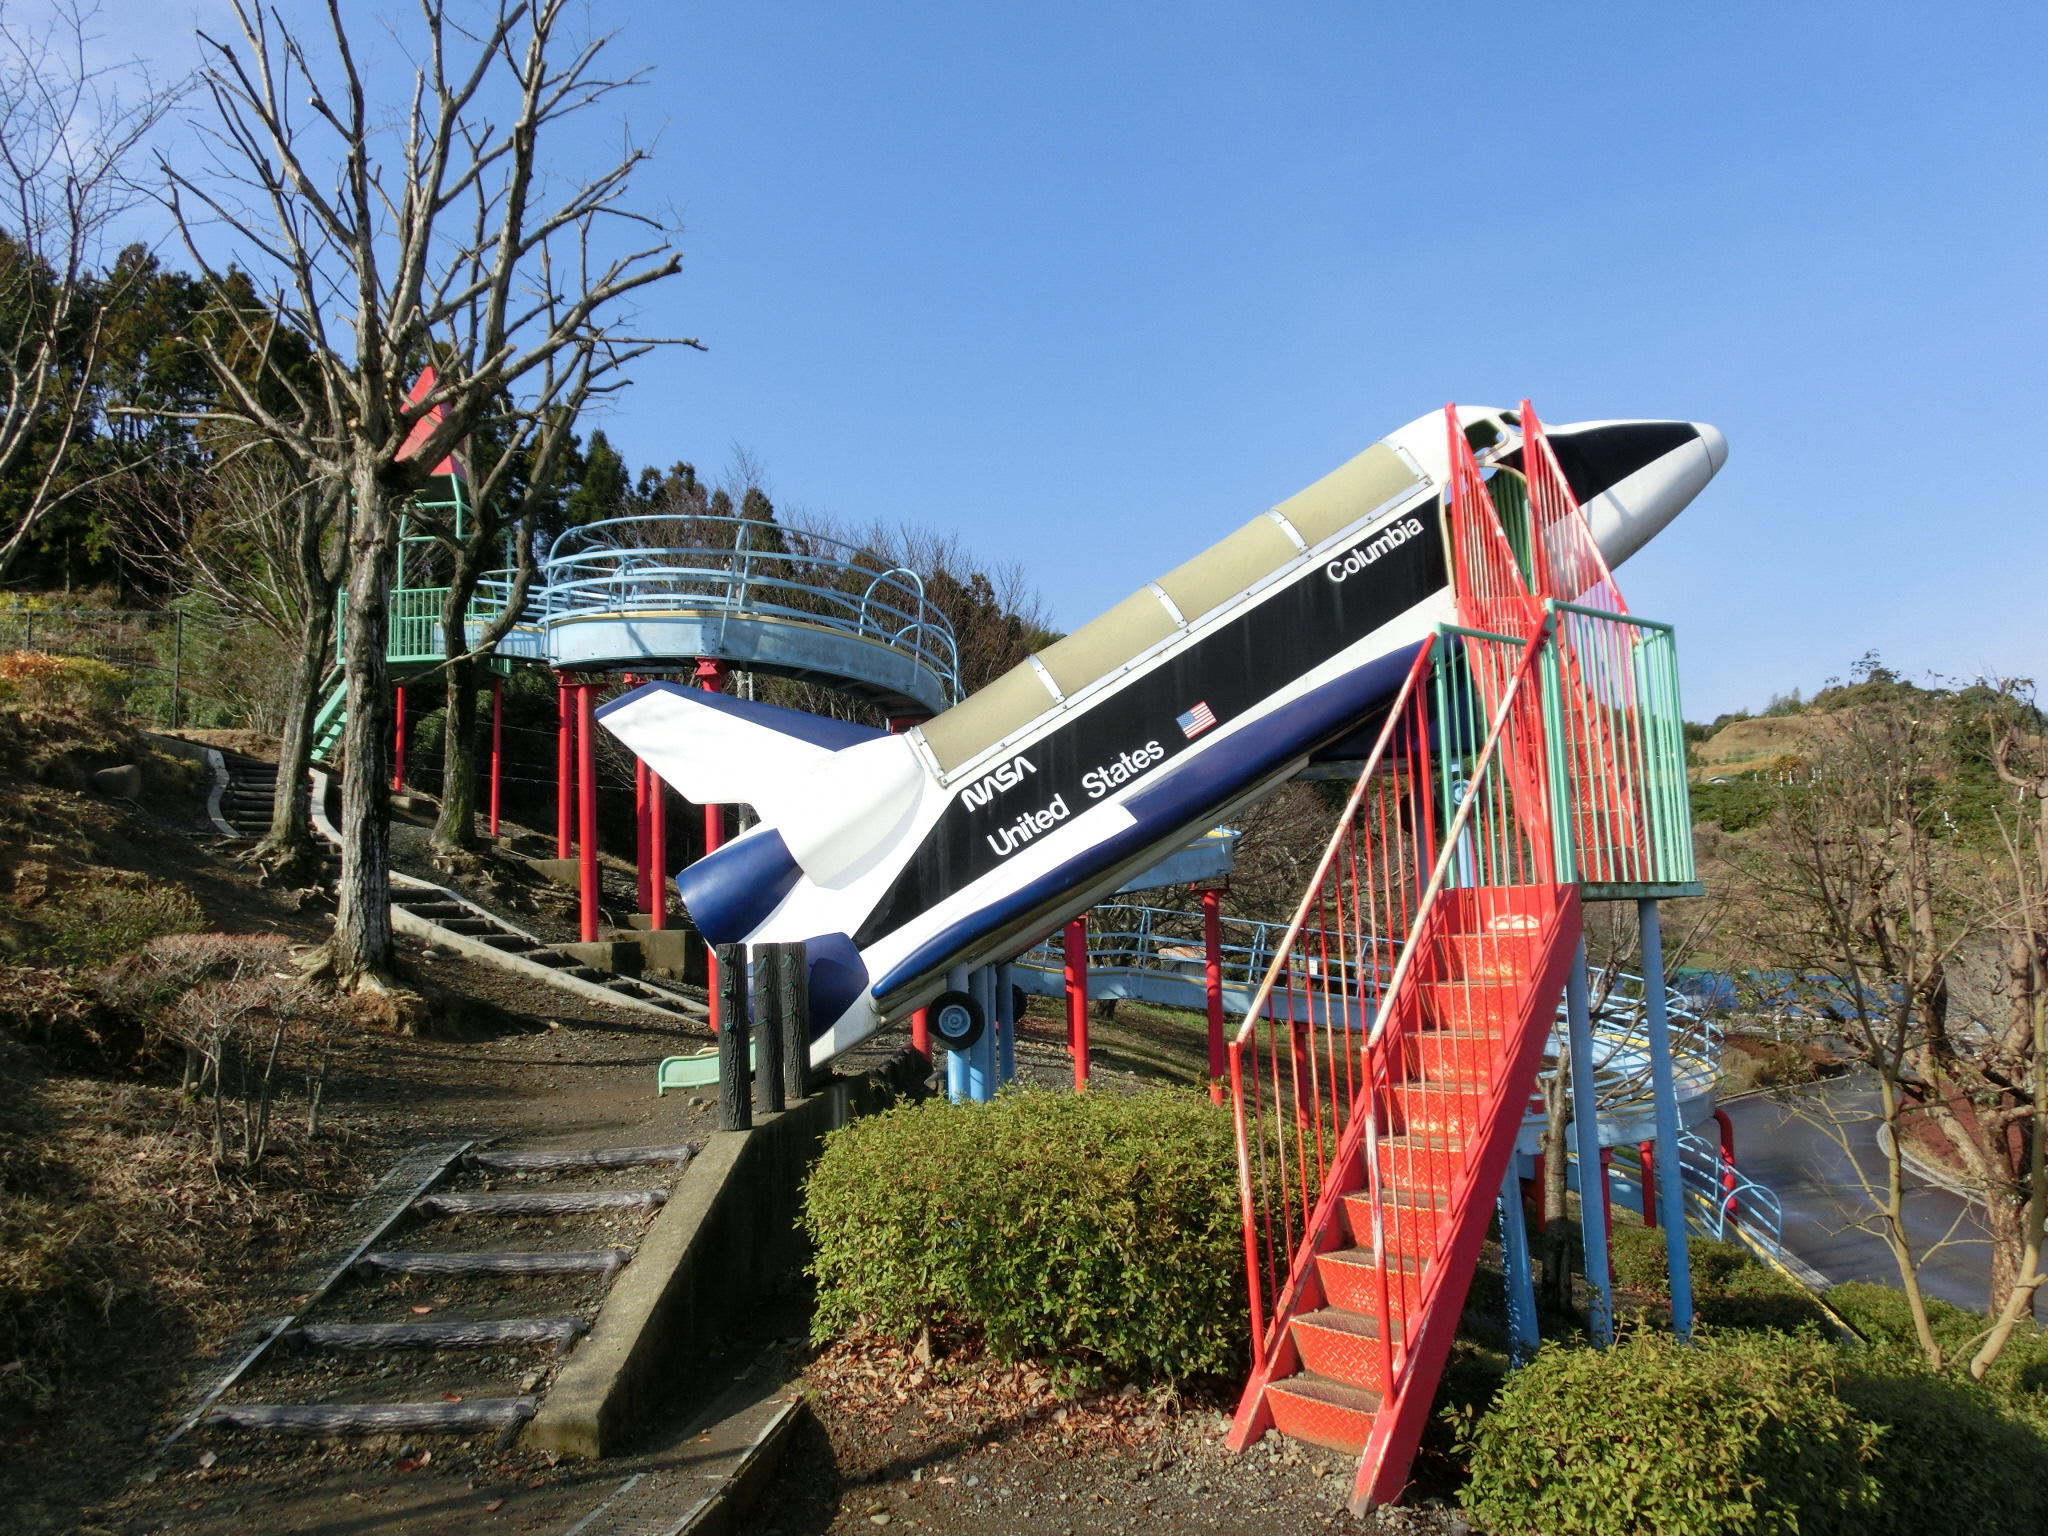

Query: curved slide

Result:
[598,405,1727,1064]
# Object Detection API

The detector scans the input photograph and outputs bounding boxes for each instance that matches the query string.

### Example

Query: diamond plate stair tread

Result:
[1289,1311,1396,1393]
[1293,1307,1401,1342]
[1263,1372,1383,1454]
[1317,1245,1427,1276]
[1340,1182,1451,1215]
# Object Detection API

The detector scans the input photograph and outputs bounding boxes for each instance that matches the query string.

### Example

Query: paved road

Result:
[1722,1076,2038,1320]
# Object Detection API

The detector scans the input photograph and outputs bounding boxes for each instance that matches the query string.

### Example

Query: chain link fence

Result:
[0,608,193,726]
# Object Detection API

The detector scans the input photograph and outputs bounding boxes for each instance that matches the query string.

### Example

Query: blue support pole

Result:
[1638,899,1695,1339]
[945,963,971,1103]
[1566,935,1614,1346]
[1498,1152,1540,1363]
[995,962,1017,1084]
[967,966,996,1103]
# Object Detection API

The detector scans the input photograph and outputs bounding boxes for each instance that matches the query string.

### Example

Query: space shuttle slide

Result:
[598,404,1726,1067]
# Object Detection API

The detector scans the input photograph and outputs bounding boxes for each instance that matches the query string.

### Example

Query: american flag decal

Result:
[1176,701,1218,739]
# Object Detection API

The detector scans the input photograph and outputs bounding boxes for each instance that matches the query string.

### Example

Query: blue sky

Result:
[82,2,2048,718]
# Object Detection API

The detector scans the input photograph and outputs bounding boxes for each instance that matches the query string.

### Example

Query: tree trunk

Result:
[431,648,481,852]
[332,462,398,983]
[1986,1183,2033,1318]
[1539,1059,1574,1311]
[430,555,481,853]
[255,591,335,880]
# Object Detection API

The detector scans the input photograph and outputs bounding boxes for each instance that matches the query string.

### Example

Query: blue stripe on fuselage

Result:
[870,639,1426,1000]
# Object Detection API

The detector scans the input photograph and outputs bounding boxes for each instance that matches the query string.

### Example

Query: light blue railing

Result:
[1018,903,1389,996]
[1025,902,1723,1131]
[512,515,961,701]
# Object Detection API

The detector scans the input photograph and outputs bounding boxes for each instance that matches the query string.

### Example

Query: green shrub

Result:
[1834,1363,2048,1536]
[1826,1280,2048,1391]
[14,878,206,969]
[803,1087,1240,1379]
[0,652,124,716]
[1464,1328,1881,1536]
[1609,1219,1834,1334]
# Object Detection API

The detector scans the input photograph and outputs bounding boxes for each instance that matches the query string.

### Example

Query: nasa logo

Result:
[961,754,1038,810]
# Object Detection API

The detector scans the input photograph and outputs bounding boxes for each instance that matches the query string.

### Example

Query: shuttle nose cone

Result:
[1694,422,1728,476]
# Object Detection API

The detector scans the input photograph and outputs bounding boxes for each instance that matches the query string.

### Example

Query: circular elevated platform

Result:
[470,515,959,715]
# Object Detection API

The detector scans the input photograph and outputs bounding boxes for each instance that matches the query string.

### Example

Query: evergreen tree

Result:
[562,429,628,527]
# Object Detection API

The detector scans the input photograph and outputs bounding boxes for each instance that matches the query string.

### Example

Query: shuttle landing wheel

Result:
[929,990,985,1052]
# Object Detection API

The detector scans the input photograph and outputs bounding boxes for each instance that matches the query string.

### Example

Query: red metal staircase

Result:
[1223,403,1692,1512]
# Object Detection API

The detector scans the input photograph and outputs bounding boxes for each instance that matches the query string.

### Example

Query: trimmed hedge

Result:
[1608,1219,1835,1335]
[1834,1365,2048,1535]
[1826,1280,2048,1390]
[1466,1321,2048,1536]
[1464,1328,1881,1536]
[802,1087,1241,1379]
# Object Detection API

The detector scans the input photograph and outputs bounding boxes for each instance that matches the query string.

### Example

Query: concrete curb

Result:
[387,886,685,1021]
[528,1053,921,1459]
[144,732,237,837]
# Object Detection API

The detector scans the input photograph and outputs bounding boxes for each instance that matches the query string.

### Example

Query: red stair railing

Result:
[1226,615,1570,1501]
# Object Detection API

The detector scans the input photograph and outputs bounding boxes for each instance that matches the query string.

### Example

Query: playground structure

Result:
[301,394,1751,1512]
[1214,404,1724,1509]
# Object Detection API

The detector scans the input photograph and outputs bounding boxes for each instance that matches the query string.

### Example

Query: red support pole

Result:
[888,723,930,1060]
[1064,916,1089,1092]
[635,755,651,917]
[1202,886,1225,1106]
[577,682,598,943]
[696,657,727,1031]
[1638,1139,1658,1227]
[648,768,667,931]
[392,684,407,792]
[1598,1148,1616,1279]
[556,675,573,858]
[488,675,503,838]
[1715,1106,1738,1221]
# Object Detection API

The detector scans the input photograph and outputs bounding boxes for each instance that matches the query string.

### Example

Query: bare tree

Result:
[1952,695,2048,1369]
[1724,701,1984,1368]
[179,440,346,877]
[419,356,595,854]
[0,0,182,582]
[164,0,691,987]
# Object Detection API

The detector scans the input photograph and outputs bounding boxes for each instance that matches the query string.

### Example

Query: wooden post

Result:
[717,943,750,1131]
[780,940,809,1105]
[754,943,786,1117]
